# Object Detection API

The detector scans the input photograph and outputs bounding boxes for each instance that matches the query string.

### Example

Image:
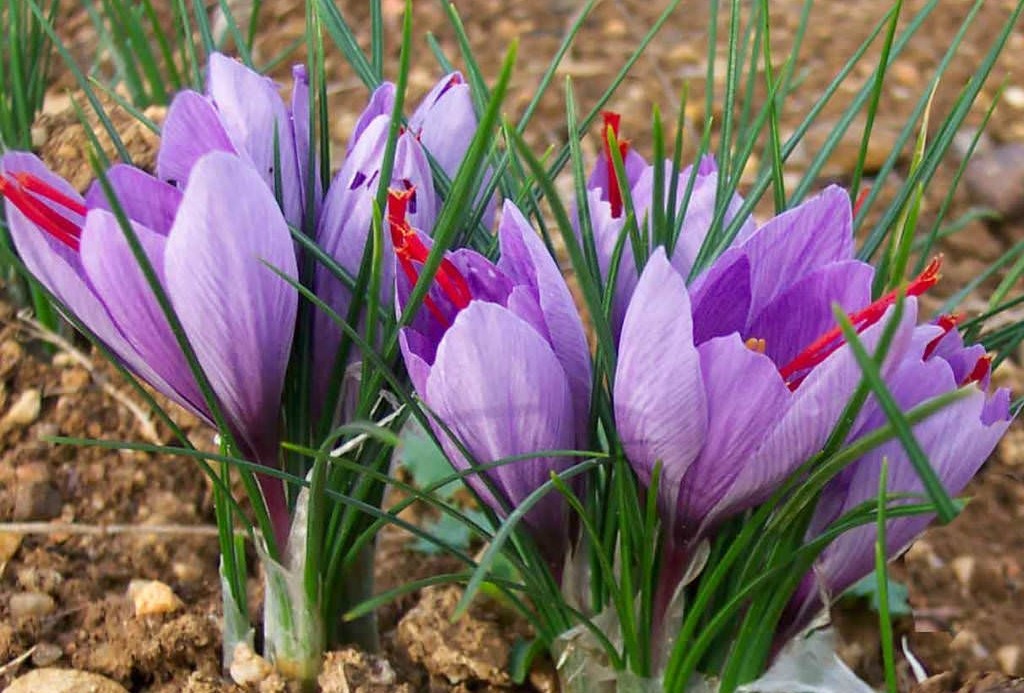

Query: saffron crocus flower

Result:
[409,72,497,230]
[159,53,315,229]
[311,84,438,417]
[393,192,591,565]
[1,151,298,545]
[615,187,933,544]
[780,320,1011,638]
[580,112,754,337]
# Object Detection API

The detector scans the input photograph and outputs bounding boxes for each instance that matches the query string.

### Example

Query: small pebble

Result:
[2,388,41,429]
[9,591,56,619]
[964,142,1024,221]
[171,560,203,584]
[949,629,988,659]
[951,555,975,590]
[52,351,75,368]
[13,477,63,522]
[1005,86,1024,109]
[4,668,128,693]
[31,642,64,667]
[230,643,275,686]
[996,645,1023,676]
[905,540,944,569]
[128,579,183,617]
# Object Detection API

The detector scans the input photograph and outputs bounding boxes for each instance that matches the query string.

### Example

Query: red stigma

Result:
[0,173,85,251]
[923,312,962,360]
[963,354,991,387]
[779,257,944,388]
[601,111,630,219]
[388,188,471,326]
[853,187,871,217]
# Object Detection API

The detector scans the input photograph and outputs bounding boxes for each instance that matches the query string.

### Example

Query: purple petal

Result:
[409,73,475,182]
[498,201,592,441]
[78,210,204,417]
[709,299,920,524]
[739,186,854,317]
[350,83,396,152]
[747,260,875,366]
[157,91,236,186]
[587,147,647,198]
[409,73,497,230]
[425,301,575,553]
[667,169,756,280]
[312,118,388,409]
[689,250,752,345]
[676,334,791,534]
[206,53,302,227]
[164,152,297,464]
[817,382,1010,601]
[398,327,434,395]
[615,248,708,509]
[449,247,513,305]
[313,124,438,415]
[393,132,438,233]
[580,188,638,339]
[290,64,321,223]
[85,165,183,236]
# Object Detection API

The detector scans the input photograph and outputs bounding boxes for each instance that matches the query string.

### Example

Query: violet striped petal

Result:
[498,201,592,441]
[85,165,183,236]
[78,210,205,418]
[615,248,708,509]
[425,301,575,553]
[164,152,297,464]
[157,91,236,186]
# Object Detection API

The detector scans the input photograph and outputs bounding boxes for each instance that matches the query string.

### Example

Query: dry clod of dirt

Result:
[397,585,530,688]
[318,647,413,693]
[8,591,56,620]
[16,566,63,594]
[2,667,129,693]
[128,579,184,617]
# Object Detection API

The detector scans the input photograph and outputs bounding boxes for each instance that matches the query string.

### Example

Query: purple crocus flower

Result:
[614,186,921,545]
[581,112,754,338]
[355,72,496,231]
[393,192,591,565]
[0,151,298,546]
[159,53,316,229]
[409,72,496,230]
[311,84,437,418]
[780,320,1011,637]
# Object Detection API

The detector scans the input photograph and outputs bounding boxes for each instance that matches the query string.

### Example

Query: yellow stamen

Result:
[745,337,766,354]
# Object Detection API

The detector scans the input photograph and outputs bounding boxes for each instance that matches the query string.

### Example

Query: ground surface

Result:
[2,1,1024,691]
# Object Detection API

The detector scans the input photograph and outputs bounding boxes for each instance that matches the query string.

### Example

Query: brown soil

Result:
[2,1,1024,691]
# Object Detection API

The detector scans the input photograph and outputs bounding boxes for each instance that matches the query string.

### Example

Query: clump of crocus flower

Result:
[396,108,1013,690]
[0,150,298,547]
[1,52,502,684]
